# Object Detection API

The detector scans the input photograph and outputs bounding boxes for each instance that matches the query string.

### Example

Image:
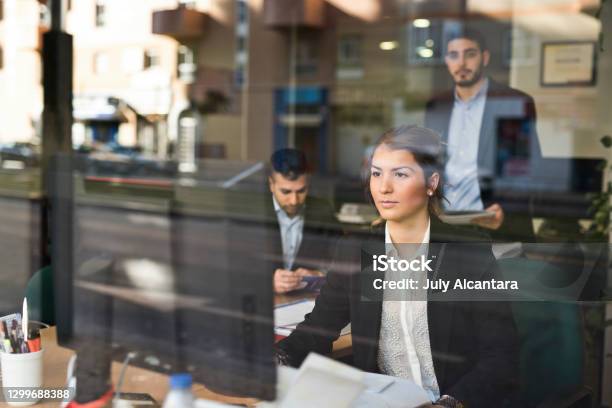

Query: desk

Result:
[30,294,352,407]
[34,327,259,408]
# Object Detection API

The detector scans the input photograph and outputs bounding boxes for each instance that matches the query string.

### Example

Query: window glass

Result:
[0,1,609,405]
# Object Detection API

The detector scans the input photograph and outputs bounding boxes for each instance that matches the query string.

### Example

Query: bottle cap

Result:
[169,373,192,389]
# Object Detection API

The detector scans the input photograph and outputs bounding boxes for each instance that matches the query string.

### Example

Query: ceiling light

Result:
[379,41,398,51]
[413,19,431,28]
[417,47,434,58]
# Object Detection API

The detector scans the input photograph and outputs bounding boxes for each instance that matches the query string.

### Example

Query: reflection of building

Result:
[0,0,608,176]
[152,0,356,172]
[152,0,247,167]
[148,0,533,175]
[72,94,152,149]
[67,0,177,157]
[0,0,179,154]
[0,0,606,169]
[149,0,607,177]
[0,0,44,144]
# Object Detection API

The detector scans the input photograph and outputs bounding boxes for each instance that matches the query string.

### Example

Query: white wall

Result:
[510,0,608,159]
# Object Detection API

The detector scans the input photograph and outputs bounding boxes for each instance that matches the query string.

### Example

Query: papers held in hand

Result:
[274,300,351,337]
[439,210,495,225]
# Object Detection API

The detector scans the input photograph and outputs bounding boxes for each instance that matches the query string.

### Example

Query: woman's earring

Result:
[427,190,433,196]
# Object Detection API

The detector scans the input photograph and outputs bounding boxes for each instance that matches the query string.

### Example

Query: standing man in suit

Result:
[268,148,336,293]
[425,28,541,242]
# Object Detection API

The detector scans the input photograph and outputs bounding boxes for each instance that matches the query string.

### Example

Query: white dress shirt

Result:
[444,78,489,211]
[377,220,440,402]
[273,196,304,270]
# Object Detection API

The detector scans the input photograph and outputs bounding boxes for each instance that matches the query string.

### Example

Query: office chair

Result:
[24,265,55,326]
[499,258,591,408]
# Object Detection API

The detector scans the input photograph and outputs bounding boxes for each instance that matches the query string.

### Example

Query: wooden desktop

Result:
[33,293,351,407]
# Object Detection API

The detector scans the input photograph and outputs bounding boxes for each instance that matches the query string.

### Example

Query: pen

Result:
[20,338,30,353]
[3,320,18,353]
[27,328,41,352]
[0,326,12,353]
[2,338,12,353]
[10,319,22,354]
[22,298,28,344]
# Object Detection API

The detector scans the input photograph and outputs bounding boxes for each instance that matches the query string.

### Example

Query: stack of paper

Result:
[257,354,431,408]
[438,210,494,225]
[354,373,431,407]
[280,353,366,408]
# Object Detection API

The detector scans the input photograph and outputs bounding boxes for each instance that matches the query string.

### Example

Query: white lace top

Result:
[377,221,440,402]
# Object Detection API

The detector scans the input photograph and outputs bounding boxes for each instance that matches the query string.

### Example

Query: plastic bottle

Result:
[162,373,194,408]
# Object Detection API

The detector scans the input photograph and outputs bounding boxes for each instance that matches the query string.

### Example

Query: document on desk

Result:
[280,353,365,408]
[258,354,430,408]
[274,300,350,337]
[354,373,431,408]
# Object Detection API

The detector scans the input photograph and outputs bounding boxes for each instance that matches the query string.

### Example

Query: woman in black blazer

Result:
[276,126,519,407]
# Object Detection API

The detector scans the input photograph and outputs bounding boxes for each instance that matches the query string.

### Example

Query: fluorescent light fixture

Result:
[379,41,398,51]
[413,19,430,28]
[417,47,434,58]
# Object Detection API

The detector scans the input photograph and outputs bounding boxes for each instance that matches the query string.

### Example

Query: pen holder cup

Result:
[1,349,44,406]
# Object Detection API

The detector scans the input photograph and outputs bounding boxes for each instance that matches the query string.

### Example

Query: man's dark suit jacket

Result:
[265,196,339,273]
[424,79,541,242]
[277,216,519,407]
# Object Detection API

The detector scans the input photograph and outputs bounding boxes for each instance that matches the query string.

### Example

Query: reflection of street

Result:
[74,280,273,327]
[76,206,174,263]
[69,203,288,394]
[0,197,41,314]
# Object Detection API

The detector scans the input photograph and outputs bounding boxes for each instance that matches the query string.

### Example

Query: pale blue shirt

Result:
[444,78,489,211]
[273,196,304,270]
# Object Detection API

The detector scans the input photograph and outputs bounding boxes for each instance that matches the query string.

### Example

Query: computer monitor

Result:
[53,155,276,401]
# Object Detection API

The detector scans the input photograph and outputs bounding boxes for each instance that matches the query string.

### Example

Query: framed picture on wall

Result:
[541,41,597,87]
